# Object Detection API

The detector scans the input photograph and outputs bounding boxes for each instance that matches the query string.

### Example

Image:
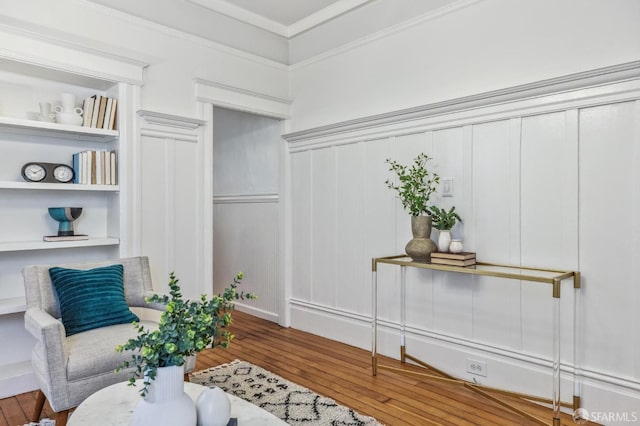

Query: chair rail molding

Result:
[213,194,279,204]
[284,61,640,152]
[195,78,292,120]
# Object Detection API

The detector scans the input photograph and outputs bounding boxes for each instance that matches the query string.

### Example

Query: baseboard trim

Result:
[235,301,279,324]
[289,298,640,395]
[0,360,37,398]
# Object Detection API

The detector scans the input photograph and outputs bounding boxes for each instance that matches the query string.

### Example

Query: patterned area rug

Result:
[190,359,383,426]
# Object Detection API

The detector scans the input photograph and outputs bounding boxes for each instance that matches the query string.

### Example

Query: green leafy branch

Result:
[117,272,256,396]
[429,205,462,230]
[385,153,440,216]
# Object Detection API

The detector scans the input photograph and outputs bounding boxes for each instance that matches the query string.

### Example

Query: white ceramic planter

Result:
[131,365,197,426]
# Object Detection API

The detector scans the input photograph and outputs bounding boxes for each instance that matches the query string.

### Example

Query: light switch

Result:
[442,177,453,197]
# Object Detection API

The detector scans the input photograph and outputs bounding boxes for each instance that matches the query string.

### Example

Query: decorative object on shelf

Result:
[405,216,437,262]
[21,162,75,183]
[117,272,256,425]
[45,207,87,241]
[428,206,462,252]
[37,101,55,122]
[449,239,464,253]
[54,93,84,126]
[196,386,231,426]
[386,153,439,261]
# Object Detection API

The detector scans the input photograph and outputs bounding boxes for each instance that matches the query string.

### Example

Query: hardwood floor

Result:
[1,311,595,426]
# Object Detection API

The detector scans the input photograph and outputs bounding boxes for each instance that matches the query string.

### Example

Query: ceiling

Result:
[187,0,374,36]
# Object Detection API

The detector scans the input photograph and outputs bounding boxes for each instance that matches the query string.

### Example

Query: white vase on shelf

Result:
[437,230,451,252]
[54,93,84,126]
[449,239,464,253]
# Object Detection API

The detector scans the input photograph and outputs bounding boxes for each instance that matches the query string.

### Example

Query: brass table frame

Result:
[371,255,582,426]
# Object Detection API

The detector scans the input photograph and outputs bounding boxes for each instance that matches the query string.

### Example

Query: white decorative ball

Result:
[196,387,231,426]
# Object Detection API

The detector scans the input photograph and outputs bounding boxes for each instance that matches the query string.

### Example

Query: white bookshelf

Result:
[0,62,129,319]
[0,181,119,191]
[0,238,120,253]
[0,116,118,142]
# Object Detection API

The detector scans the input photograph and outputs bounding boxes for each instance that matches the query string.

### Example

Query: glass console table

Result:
[371,255,582,426]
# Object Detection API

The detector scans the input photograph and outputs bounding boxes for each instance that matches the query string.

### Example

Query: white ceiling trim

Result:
[186,0,373,38]
[288,0,373,37]
[187,0,288,37]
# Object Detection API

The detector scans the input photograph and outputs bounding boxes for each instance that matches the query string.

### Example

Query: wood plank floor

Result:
[1,311,596,426]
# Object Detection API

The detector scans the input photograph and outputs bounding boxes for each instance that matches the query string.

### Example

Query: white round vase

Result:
[131,365,197,426]
[196,386,231,426]
[437,230,452,252]
[449,239,464,253]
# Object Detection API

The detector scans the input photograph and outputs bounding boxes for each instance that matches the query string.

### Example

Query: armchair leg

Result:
[56,410,69,426]
[31,390,46,422]
[184,372,190,382]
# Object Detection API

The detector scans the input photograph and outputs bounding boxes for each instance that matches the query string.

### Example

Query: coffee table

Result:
[67,380,287,425]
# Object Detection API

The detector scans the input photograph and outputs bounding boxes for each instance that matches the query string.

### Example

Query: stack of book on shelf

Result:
[82,95,118,130]
[72,150,117,185]
[430,251,477,267]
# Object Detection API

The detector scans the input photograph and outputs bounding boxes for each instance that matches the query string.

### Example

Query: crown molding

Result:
[77,0,289,70]
[284,61,640,146]
[288,0,373,37]
[187,0,288,37]
[138,110,206,142]
[290,0,483,69]
[195,78,291,119]
[187,0,373,38]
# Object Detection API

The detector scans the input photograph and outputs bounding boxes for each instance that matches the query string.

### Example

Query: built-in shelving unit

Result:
[0,62,129,322]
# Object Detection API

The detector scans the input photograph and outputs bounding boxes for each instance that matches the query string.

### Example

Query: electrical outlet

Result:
[466,359,487,377]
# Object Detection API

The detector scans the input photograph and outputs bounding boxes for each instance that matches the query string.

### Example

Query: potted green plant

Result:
[385,153,440,261]
[117,272,255,425]
[429,205,462,252]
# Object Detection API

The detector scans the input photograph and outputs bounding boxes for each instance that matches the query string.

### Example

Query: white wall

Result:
[286,0,640,422]
[290,0,640,131]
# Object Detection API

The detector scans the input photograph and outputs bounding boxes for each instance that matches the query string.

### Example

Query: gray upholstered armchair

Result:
[22,256,195,426]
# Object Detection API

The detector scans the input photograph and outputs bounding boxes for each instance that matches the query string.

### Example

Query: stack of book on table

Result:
[430,251,476,267]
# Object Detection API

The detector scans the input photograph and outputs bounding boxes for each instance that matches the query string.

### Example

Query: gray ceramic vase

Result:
[405,215,437,262]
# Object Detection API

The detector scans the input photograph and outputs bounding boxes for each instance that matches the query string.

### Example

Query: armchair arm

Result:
[24,308,69,404]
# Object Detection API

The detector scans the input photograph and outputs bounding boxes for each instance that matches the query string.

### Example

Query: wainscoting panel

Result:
[212,201,279,320]
[285,69,640,414]
[470,119,522,350]
[579,101,637,377]
[140,135,199,297]
[291,151,312,302]
[311,147,337,308]
[335,142,368,315]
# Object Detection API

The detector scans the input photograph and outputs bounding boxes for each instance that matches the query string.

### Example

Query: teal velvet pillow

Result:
[49,264,139,336]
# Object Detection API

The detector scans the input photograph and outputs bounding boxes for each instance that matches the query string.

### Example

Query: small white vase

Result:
[196,387,231,426]
[437,230,452,252]
[131,365,197,426]
[449,239,464,253]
